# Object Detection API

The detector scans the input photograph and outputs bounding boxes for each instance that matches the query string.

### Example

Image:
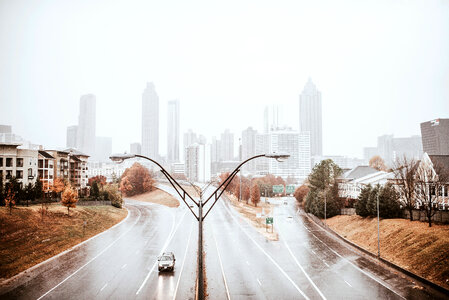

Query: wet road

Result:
[0,198,198,300]
[204,195,448,300]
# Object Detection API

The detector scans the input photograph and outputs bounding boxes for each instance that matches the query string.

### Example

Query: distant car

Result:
[158,252,176,272]
[284,200,288,205]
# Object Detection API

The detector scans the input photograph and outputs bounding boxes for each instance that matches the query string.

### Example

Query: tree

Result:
[242,184,251,203]
[416,160,449,227]
[25,182,34,207]
[377,183,401,218]
[120,162,155,196]
[88,175,107,189]
[34,177,43,201]
[369,155,388,171]
[104,184,123,208]
[91,181,100,200]
[305,159,343,218]
[233,179,241,200]
[51,178,65,199]
[392,156,419,221]
[0,176,4,206]
[294,185,309,204]
[251,183,260,207]
[356,184,372,217]
[61,185,78,215]
[5,187,15,214]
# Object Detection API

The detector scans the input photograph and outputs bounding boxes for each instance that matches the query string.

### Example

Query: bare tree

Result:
[369,155,388,171]
[392,156,419,221]
[416,159,449,227]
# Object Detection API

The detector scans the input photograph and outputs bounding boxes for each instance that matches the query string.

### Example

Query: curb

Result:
[304,212,449,295]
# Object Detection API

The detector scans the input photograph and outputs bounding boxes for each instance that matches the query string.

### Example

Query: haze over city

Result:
[1,0,448,158]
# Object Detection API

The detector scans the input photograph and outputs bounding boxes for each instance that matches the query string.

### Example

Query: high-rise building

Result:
[66,125,78,148]
[220,129,234,161]
[299,78,322,157]
[130,142,141,155]
[242,127,258,172]
[167,99,180,163]
[377,134,422,165]
[94,136,112,162]
[421,118,449,155]
[76,94,96,156]
[184,129,198,150]
[142,82,159,159]
[264,105,283,133]
[185,143,211,183]
[363,147,378,161]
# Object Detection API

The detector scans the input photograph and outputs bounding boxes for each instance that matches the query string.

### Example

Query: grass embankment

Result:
[0,205,127,280]
[227,194,278,241]
[326,215,449,289]
[129,188,180,207]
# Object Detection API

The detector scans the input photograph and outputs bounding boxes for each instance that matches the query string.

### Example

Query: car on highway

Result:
[158,252,176,272]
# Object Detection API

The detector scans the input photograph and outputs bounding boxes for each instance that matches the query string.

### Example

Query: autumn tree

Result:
[120,162,155,196]
[369,155,388,171]
[91,181,100,200]
[233,179,241,200]
[51,178,65,199]
[104,184,123,208]
[242,184,251,203]
[294,185,309,205]
[88,175,107,189]
[5,187,15,214]
[251,183,261,207]
[392,156,419,221]
[61,185,78,215]
[25,182,34,207]
[0,176,4,206]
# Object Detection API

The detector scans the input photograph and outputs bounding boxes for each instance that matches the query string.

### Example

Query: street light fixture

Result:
[110,152,289,300]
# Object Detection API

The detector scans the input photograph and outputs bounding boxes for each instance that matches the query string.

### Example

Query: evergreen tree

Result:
[34,177,43,201]
[355,184,372,217]
[91,181,100,200]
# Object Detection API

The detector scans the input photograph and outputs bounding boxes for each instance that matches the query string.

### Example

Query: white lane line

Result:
[344,279,352,288]
[100,283,108,292]
[136,210,187,295]
[296,212,406,300]
[172,221,194,300]
[121,264,127,270]
[222,202,310,300]
[212,225,231,300]
[323,261,330,268]
[256,278,262,286]
[279,229,327,300]
[37,206,142,300]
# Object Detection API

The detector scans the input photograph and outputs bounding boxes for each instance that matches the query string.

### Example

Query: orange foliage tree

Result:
[51,178,66,198]
[5,187,15,215]
[242,184,251,203]
[88,175,107,188]
[369,155,388,171]
[120,162,155,196]
[251,183,261,207]
[61,185,78,215]
[294,185,309,204]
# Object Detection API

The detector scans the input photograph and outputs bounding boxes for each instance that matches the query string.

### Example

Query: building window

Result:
[0,157,3,166]
[45,160,49,168]
[6,158,13,167]
[17,170,23,179]
[38,170,43,179]
[28,168,33,177]
[38,159,43,168]
[6,170,13,179]
[17,158,23,167]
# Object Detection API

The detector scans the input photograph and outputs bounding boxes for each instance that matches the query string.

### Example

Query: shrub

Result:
[105,184,123,208]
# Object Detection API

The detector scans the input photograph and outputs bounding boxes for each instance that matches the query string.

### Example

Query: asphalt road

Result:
[0,198,198,300]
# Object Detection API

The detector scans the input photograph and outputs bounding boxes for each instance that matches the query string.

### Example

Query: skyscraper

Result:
[242,127,258,172]
[94,136,112,162]
[421,118,449,155]
[130,142,141,155]
[167,99,180,163]
[66,125,78,148]
[299,78,322,157]
[77,94,96,156]
[220,129,234,161]
[142,82,159,159]
[185,143,211,183]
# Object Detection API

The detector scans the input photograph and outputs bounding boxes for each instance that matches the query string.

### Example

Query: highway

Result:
[0,186,447,299]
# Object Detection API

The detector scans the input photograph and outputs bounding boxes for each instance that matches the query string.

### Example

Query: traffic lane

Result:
[0,201,143,300]
[283,202,445,299]
[37,200,178,300]
[206,200,318,299]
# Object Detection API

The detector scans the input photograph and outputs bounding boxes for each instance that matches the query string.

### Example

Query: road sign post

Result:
[266,217,273,232]
[286,185,295,195]
[272,185,284,195]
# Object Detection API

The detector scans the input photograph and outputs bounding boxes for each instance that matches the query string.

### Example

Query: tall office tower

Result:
[363,147,379,161]
[77,94,96,156]
[298,132,312,180]
[377,134,423,166]
[94,136,112,162]
[242,127,258,172]
[421,118,449,155]
[210,136,220,163]
[66,125,78,148]
[167,99,180,163]
[184,129,198,149]
[0,125,11,134]
[264,105,283,133]
[299,78,322,157]
[185,143,211,183]
[130,142,141,155]
[142,82,159,159]
[255,133,269,173]
[220,129,234,161]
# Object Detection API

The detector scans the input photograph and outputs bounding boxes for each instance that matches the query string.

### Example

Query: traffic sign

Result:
[286,185,295,194]
[266,217,273,224]
[272,185,284,194]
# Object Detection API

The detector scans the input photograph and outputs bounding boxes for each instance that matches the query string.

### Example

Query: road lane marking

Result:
[256,278,262,286]
[222,202,310,300]
[121,264,127,269]
[173,221,194,300]
[323,261,329,268]
[278,229,327,300]
[136,210,186,295]
[100,283,108,292]
[37,205,142,300]
[212,225,231,300]
[296,212,406,300]
[344,279,352,288]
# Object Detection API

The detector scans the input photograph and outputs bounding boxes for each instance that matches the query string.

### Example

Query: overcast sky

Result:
[1,0,448,158]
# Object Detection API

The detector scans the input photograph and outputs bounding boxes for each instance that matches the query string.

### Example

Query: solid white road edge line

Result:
[212,225,231,300]
[221,201,310,300]
[135,209,187,295]
[172,220,194,300]
[36,205,141,300]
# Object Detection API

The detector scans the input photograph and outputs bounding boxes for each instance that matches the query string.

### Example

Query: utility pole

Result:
[377,192,380,258]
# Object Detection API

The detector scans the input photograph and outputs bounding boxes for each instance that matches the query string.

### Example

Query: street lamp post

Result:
[110,152,289,300]
[377,192,380,258]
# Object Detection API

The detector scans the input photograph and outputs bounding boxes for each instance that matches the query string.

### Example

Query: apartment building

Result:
[0,143,38,187]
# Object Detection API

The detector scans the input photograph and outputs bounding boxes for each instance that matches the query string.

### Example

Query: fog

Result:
[1,0,448,158]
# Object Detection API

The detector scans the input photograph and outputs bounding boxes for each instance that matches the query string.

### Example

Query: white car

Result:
[158,252,176,272]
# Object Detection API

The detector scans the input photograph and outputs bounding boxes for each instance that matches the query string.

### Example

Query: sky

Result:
[1,0,448,159]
